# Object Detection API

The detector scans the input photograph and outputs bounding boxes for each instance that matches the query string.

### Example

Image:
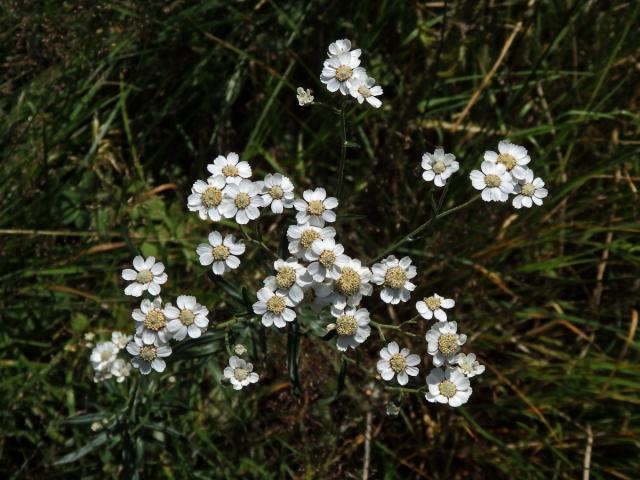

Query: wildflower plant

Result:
[94,38,550,414]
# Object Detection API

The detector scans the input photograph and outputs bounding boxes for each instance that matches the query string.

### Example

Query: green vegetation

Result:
[1,0,639,478]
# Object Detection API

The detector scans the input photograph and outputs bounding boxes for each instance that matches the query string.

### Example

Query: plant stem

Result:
[239,225,278,259]
[370,195,480,263]
[337,100,347,197]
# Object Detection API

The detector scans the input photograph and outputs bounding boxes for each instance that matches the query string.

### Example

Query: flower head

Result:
[328,257,373,309]
[454,352,485,378]
[296,87,314,106]
[512,168,548,209]
[425,321,467,367]
[223,355,259,390]
[260,173,295,213]
[484,140,531,181]
[253,285,296,328]
[469,161,515,202]
[110,358,132,382]
[327,39,361,59]
[206,152,251,185]
[219,179,263,225]
[321,52,365,95]
[421,148,460,187]
[187,175,226,221]
[416,293,455,321]
[165,295,210,341]
[132,296,171,344]
[111,331,131,350]
[287,223,336,260]
[294,188,338,227]
[263,257,312,305]
[126,335,172,375]
[330,305,371,351]
[425,366,472,407]
[196,231,245,275]
[122,255,168,297]
[349,75,383,108]
[371,255,417,304]
[90,341,119,372]
[306,238,348,282]
[376,341,421,385]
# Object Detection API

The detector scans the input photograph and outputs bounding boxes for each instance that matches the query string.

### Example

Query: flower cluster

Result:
[89,331,132,383]
[319,38,383,108]
[470,140,548,208]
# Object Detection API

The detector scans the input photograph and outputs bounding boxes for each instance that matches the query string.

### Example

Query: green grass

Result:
[1,0,639,478]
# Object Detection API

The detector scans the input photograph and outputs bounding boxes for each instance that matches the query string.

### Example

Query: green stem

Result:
[337,100,347,197]
[239,225,278,259]
[370,195,480,263]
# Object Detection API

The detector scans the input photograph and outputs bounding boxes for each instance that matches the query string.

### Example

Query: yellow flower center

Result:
[384,266,407,289]
[335,65,353,82]
[496,153,517,170]
[234,192,251,209]
[389,354,407,373]
[234,367,248,381]
[144,309,166,331]
[202,187,222,207]
[336,315,358,336]
[100,349,113,362]
[307,200,325,216]
[222,164,239,177]
[438,333,459,356]
[212,245,230,261]
[432,160,446,174]
[276,266,296,290]
[266,295,286,314]
[269,185,284,199]
[521,183,535,196]
[484,174,501,188]
[300,229,320,249]
[136,269,153,283]
[336,267,361,297]
[319,250,336,268]
[357,85,371,97]
[438,379,457,398]
[139,345,157,362]
[425,296,441,310]
[179,309,195,326]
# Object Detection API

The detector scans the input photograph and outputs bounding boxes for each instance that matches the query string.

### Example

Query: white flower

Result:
[187,175,226,221]
[469,161,515,202]
[223,355,259,390]
[263,257,312,305]
[234,344,247,356]
[425,366,472,407]
[132,297,171,344]
[110,358,132,383]
[328,257,373,309]
[196,231,245,275]
[206,152,252,185]
[454,353,485,378]
[286,223,336,260]
[260,173,295,213]
[512,168,548,209]
[484,140,531,181]
[165,295,210,341]
[111,331,131,350]
[376,341,421,386]
[321,52,366,95]
[349,75,383,108]
[126,335,172,375]
[327,39,361,59]
[90,341,119,372]
[253,285,296,328]
[296,87,314,106]
[425,321,467,367]
[330,305,371,351]
[219,179,263,224]
[421,148,460,187]
[121,255,168,297]
[371,255,417,304]
[304,280,334,312]
[306,238,348,282]
[416,293,455,321]
[293,188,338,227]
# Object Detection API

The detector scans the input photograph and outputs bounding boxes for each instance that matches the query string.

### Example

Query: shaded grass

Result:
[1,0,639,478]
